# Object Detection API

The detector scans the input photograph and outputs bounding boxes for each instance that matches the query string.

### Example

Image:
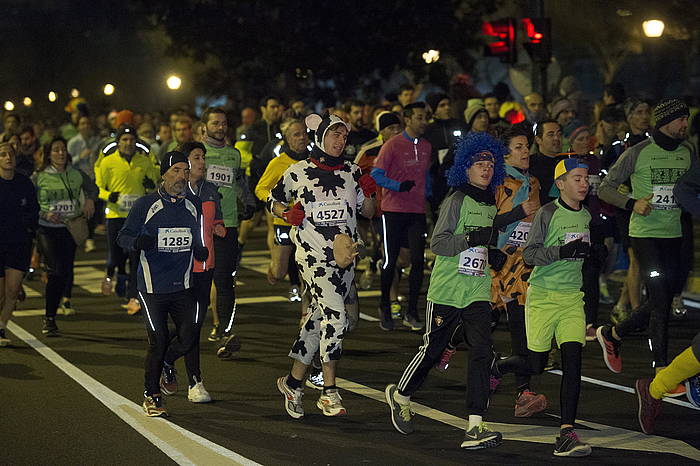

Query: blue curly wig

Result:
[447,132,506,191]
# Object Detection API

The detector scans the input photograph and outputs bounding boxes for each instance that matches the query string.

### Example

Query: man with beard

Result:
[17,126,42,177]
[343,99,376,161]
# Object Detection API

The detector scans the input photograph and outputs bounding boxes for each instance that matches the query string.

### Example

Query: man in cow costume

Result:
[269,113,377,418]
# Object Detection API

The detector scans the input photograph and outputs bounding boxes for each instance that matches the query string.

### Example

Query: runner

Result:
[117,151,208,417]
[271,113,376,419]
[385,132,506,450]
[0,142,39,346]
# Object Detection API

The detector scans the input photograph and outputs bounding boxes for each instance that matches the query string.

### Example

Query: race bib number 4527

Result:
[206,164,233,187]
[310,200,347,226]
[157,227,192,253]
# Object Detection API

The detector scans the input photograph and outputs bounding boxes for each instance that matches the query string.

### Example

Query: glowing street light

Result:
[70,88,80,98]
[4,101,15,111]
[166,75,182,90]
[23,97,32,107]
[643,19,665,38]
[48,91,57,102]
[422,49,440,64]
[103,83,115,96]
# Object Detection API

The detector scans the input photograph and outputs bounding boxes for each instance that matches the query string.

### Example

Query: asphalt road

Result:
[2,230,699,465]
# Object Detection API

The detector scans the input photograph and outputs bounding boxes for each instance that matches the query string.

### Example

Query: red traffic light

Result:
[522,17,551,62]
[482,18,517,63]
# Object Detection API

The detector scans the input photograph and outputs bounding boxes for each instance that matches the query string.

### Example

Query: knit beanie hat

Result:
[550,98,574,119]
[653,99,689,129]
[426,92,449,114]
[115,124,136,142]
[464,104,487,127]
[160,151,190,176]
[375,111,401,132]
[116,110,134,128]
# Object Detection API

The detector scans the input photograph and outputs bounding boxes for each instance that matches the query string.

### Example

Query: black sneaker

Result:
[217,333,241,360]
[42,317,59,337]
[461,423,503,450]
[378,307,394,331]
[0,328,10,347]
[553,430,592,457]
[543,348,559,371]
[160,364,178,395]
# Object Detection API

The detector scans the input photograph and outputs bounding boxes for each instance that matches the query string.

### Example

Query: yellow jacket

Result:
[95,150,160,218]
[255,152,301,226]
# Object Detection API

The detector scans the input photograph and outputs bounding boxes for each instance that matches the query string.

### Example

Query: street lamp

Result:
[643,19,665,38]
[4,101,14,111]
[422,49,440,64]
[48,91,57,102]
[166,75,182,90]
[23,97,32,107]
[103,83,115,96]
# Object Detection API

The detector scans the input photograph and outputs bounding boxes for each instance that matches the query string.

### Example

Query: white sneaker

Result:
[84,238,96,253]
[188,380,212,403]
[277,376,304,419]
[317,389,347,416]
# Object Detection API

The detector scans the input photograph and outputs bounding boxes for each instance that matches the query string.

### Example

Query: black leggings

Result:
[505,301,531,390]
[288,246,300,287]
[164,270,213,385]
[616,237,682,367]
[582,224,606,326]
[106,218,127,278]
[138,289,198,396]
[213,226,239,334]
[497,341,582,425]
[380,212,426,318]
[36,226,76,318]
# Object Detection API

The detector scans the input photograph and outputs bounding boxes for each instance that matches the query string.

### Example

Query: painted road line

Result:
[548,369,700,411]
[7,321,261,466]
[336,378,700,462]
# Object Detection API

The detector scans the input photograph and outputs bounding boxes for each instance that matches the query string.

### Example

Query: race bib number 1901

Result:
[206,164,233,187]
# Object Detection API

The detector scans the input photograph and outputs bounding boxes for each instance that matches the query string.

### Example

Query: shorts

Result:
[274,225,293,246]
[525,285,585,352]
[0,241,32,277]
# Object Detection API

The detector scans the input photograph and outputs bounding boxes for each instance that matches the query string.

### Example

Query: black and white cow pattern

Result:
[269,159,364,363]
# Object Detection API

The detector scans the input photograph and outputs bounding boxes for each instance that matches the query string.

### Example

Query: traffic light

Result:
[522,17,552,63]
[482,18,517,64]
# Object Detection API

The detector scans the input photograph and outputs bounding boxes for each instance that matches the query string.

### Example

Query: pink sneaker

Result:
[435,347,456,371]
[514,390,547,417]
[489,375,501,393]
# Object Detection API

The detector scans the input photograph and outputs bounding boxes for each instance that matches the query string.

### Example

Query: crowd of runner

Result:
[0,84,699,457]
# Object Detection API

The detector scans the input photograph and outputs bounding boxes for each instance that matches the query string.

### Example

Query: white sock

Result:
[468,415,483,430]
[394,390,410,405]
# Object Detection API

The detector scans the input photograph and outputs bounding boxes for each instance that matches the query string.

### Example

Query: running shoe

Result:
[585,324,596,342]
[84,238,96,253]
[543,348,560,371]
[670,295,687,320]
[125,298,141,316]
[276,376,304,419]
[188,378,212,403]
[390,300,401,319]
[305,367,324,390]
[58,300,76,316]
[686,375,700,408]
[402,315,424,331]
[378,307,394,331]
[489,376,501,393]
[435,347,456,371]
[610,304,630,326]
[17,286,26,302]
[101,276,113,296]
[217,334,241,360]
[289,285,302,303]
[514,390,547,417]
[553,430,592,457]
[662,383,686,398]
[160,364,178,395]
[596,325,622,373]
[0,329,10,347]
[42,317,59,337]
[115,274,127,298]
[317,389,347,416]
[385,384,413,434]
[635,378,661,434]
[461,423,502,450]
[208,325,221,342]
[143,394,168,417]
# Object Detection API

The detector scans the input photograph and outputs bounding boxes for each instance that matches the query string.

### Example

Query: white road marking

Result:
[336,378,700,462]
[7,321,261,466]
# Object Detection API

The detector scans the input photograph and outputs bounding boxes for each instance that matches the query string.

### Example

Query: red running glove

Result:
[282,202,305,226]
[359,173,377,197]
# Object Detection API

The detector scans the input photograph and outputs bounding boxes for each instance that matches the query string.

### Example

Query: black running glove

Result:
[559,238,590,259]
[108,191,120,203]
[135,234,156,251]
[398,180,416,192]
[142,177,156,190]
[193,245,209,262]
[465,226,498,247]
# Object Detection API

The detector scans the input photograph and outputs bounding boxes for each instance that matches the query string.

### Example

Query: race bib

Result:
[157,227,192,253]
[118,194,139,212]
[206,164,233,187]
[458,247,487,276]
[49,200,75,216]
[651,185,678,210]
[310,200,347,226]
[507,221,531,247]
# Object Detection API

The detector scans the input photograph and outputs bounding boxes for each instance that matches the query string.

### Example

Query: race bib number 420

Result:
[651,185,678,210]
[206,164,233,187]
[157,227,192,253]
[507,221,531,247]
[311,200,347,226]
[458,247,487,276]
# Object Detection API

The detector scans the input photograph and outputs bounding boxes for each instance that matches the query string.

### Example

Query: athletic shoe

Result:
[635,378,661,434]
[585,324,596,342]
[378,307,394,331]
[317,389,347,416]
[17,286,26,302]
[217,334,241,360]
[596,325,622,373]
[289,285,302,303]
[208,325,221,342]
[402,315,424,331]
[662,383,686,398]
[0,328,10,347]
[188,379,212,403]
[685,375,700,408]
[514,390,547,417]
[435,347,456,371]
[101,276,113,296]
[160,364,178,395]
[461,423,502,450]
[390,300,401,319]
[543,348,559,371]
[115,274,127,298]
[143,394,168,417]
[385,384,414,434]
[610,304,630,326]
[671,295,687,320]
[84,238,96,253]
[489,376,501,393]
[42,317,59,337]
[305,367,324,390]
[125,298,141,315]
[553,430,592,457]
[276,376,304,419]
[58,300,76,316]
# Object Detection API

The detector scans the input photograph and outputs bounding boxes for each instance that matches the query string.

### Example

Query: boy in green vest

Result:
[385,132,508,450]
